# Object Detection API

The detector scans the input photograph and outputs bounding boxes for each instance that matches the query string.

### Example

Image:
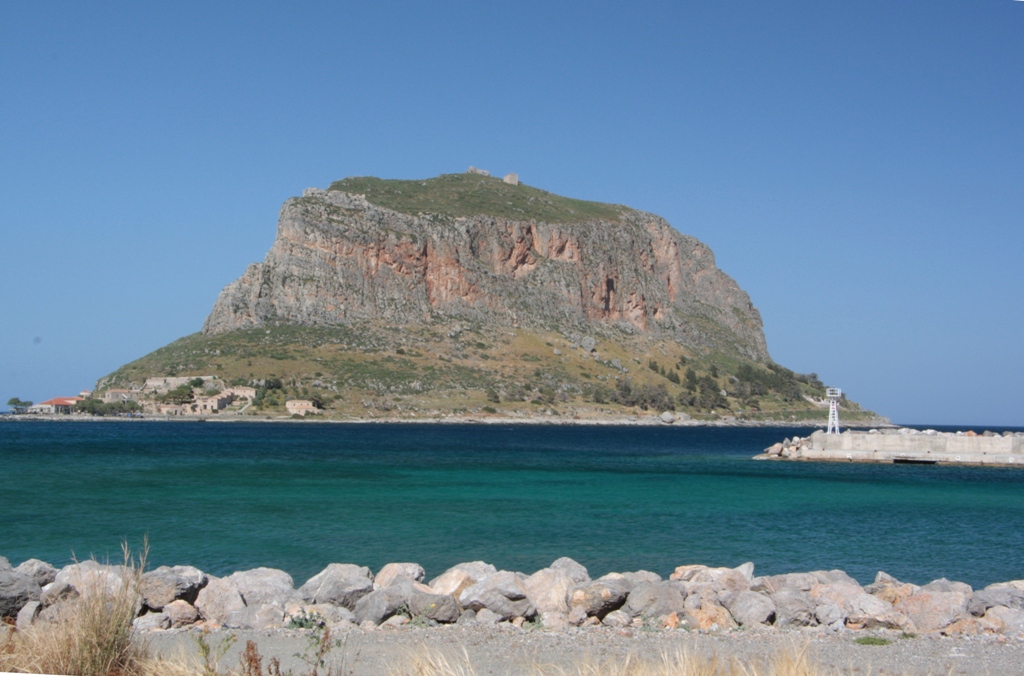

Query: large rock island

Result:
[96,172,883,424]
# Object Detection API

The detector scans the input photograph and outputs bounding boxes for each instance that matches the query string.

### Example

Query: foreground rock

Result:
[227,567,297,608]
[569,575,632,619]
[524,567,576,614]
[0,569,41,618]
[299,564,374,609]
[15,559,58,588]
[375,563,425,589]
[195,576,247,624]
[141,565,208,610]
[623,581,686,618]
[459,571,535,621]
[3,554,1024,639]
[429,561,497,599]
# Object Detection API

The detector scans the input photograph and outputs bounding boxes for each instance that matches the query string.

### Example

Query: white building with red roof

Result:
[29,397,84,414]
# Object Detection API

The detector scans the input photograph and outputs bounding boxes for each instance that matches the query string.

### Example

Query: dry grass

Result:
[382,643,838,676]
[0,544,146,676]
[387,646,478,676]
[0,541,225,676]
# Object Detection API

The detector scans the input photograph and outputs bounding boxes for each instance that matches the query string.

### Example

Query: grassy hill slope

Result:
[97,320,880,423]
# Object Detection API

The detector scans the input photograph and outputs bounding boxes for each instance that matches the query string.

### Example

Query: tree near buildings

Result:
[158,384,195,405]
[7,397,32,412]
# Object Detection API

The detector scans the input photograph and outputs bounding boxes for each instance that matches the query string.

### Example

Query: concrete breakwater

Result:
[3,554,1023,639]
[755,428,1024,467]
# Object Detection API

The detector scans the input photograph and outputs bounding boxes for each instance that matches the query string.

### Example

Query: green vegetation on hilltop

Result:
[328,173,627,223]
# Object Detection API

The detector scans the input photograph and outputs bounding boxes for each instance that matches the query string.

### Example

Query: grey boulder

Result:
[550,557,590,584]
[810,570,860,587]
[299,564,374,609]
[16,600,42,630]
[195,576,247,623]
[429,561,497,598]
[721,591,776,627]
[986,606,1024,635]
[141,565,208,610]
[712,569,751,595]
[353,587,408,625]
[132,612,170,632]
[473,608,503,625]
[430,561,496,586]
[623,581,686,618]
[41,580,78,606]
[602,609,632,627]
[459,571,535,620]
[524,567,574,614]
[0,569,41,617]
[815,602,846,628]
[15,559,58,588]
[622,571,662,586]
[919,578,972,595]
[541,610,569,631]
[772,590,817,627]
[568,575,632,618]
[302,603,356,625]
[226,568,297,608]
[409,589,461,623]
[811,602,843,626]
[969,588,1024,616]
[375,562,425,589]
[164,599,201,628]
[752,573,819,594]
[846,591,893,618]
[54,561,125,596]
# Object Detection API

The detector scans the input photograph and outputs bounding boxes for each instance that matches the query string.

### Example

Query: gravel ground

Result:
[144,625,1024,675]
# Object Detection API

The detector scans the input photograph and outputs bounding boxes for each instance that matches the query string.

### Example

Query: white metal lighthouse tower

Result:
[826,388,842,435]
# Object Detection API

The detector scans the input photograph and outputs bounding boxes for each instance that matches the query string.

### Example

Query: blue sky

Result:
[1,1,1021,426]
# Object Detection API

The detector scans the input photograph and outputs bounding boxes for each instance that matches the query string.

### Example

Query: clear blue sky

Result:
[2,1,1021,426]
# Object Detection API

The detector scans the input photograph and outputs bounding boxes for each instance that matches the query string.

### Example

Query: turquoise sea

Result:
[1,421,1022,589]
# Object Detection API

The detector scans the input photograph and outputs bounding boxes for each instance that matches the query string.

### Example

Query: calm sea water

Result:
[1,421,1022,589]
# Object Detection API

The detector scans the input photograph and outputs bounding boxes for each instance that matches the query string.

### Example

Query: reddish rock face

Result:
[203,186,770,361]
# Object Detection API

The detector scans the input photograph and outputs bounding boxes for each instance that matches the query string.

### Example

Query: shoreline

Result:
[0,413,895,428]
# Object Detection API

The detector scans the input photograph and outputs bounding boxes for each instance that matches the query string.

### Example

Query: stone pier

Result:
[756,429,1023,467]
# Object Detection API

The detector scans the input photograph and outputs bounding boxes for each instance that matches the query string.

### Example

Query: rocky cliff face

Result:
[203,176,770,361]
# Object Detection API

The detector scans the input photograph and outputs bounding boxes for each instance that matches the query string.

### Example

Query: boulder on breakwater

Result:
[3,555,1024,639]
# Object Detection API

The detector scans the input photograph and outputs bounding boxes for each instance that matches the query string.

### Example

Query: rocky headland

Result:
[202,177,768,358]
[92,172,883,424]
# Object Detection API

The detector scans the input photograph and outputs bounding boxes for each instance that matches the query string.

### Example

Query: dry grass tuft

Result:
[387,645,478,676]
[536,648,720,676]
[0,543,147,676]
[733,643,823,676]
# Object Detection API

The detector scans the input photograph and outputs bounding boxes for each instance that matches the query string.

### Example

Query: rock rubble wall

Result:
[4,555,1023,639]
